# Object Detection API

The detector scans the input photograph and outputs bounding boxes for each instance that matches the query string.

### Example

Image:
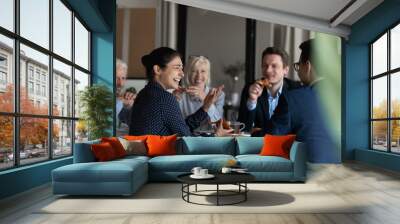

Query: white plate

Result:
[229,133,251,137]
[195,129,215,135]
[190,174,215,179]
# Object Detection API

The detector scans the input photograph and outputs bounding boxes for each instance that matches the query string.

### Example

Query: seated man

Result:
[238,47,300,136]
[116,59,135,136]
[288,39,339,163]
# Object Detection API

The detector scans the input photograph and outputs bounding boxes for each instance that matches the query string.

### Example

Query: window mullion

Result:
[71,10,76,153]
[49,0,54,160]
[13,0,21,167]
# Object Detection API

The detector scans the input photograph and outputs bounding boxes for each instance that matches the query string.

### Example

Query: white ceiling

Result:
[228,0,352,23]
[118,0,384,37]
[226,0,383,26]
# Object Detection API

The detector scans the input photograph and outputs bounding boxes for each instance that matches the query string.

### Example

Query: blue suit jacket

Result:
[238,78,301,136]
[286,86,339,163]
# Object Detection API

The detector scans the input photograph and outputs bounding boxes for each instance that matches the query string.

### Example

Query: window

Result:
[0,55,7,67]
[42,85,46,97]
[0,71,6,83]
[28,67,34,80]
[28,81,34,94]
[0,54,7,87]
[371,23,400,154]
[0,0,91,170]
[36,83,40,95]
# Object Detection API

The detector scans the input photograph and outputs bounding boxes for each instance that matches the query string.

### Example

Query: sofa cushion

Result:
[119,138,147,156]
[236,137,263,155]
[91,142,118,161]
[74,140,100,163]
[148,154,235,172]
[101,137,127,158]
[146,135,177,157]
[260,134,296,159]
[53,157,148,182]
[236,155,293,172]
[178,137,235,155]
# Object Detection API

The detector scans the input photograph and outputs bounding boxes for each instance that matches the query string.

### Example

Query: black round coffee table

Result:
[177,173,255,206]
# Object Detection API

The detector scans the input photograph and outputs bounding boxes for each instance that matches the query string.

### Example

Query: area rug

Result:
[37,183,361,214]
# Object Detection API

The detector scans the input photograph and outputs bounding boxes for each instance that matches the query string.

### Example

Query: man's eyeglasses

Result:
[293,62,300,72]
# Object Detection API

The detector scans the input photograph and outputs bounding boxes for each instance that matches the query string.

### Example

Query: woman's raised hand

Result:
[202,85,224,112]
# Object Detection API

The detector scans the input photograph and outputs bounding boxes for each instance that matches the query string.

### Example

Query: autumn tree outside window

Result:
[370,22,400,154]
[0,0,91,170]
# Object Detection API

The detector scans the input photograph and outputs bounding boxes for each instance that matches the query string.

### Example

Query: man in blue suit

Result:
[289,39,339,163]
[238,47,300,136]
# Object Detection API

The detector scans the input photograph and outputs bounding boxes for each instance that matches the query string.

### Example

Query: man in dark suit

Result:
[289,39,339,163]
[238,47,300,136]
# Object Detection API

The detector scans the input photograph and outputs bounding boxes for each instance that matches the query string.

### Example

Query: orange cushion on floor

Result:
[91,142,117,161]
[101,137,126,158]
[260,134,296,159]
[146,135,177,157]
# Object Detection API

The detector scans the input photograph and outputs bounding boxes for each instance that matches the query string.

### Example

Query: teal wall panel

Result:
[0,158,72,199]
[345,0,400,171]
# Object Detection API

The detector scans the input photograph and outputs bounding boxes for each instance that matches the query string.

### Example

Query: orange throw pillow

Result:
[260,134,296,159]
[101,137,126,158]
[123,135,149,141]
[91,142,117,161]
[146,135,177,157]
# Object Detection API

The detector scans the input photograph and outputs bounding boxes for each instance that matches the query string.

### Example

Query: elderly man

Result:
[238,47,300,136]
[116,59,136,136]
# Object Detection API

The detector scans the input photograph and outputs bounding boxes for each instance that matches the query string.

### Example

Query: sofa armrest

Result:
[289,141,307,181]
[73,140,100,163]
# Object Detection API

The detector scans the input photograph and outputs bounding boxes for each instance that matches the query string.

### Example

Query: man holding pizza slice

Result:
[238,47,301,136]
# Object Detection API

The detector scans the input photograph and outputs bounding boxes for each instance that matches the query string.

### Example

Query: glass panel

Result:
[75,120,88,143]
[74,17,89,70]
[391,72,400,118]
[372,77,387,119]
[20,0,49,49]
[372,121,388,151]
[0,34,14,112]
[0,116,14,170]
[74,69,89,118]
[391,120,400,153]
[53,59,72,116]
[391,24,400,70]
[53,0,72,60]
[20,44,49,115]
[53,119,72,158]
[0,0,14,31]
[20,117,49,165]
[372,33,387,76]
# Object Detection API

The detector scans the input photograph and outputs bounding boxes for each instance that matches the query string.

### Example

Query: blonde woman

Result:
[178,55,225,123]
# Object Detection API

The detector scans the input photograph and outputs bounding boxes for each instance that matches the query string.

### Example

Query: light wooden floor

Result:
[1,161,400,224]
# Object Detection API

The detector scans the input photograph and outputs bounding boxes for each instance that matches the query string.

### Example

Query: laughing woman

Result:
[129,47,230,136]
[178,55,225,123]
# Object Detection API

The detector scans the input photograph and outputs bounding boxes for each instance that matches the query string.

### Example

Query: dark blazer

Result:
[129,81,208,136]
[238,78,301,136]
[286,84,339,163]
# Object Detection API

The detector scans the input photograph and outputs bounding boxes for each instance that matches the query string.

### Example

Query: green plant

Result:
[79,84,113,140]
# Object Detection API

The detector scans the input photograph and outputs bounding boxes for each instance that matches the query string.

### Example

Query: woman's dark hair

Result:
[141,47,181,80]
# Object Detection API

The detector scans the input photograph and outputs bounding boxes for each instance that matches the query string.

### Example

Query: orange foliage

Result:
[0,84,60,149]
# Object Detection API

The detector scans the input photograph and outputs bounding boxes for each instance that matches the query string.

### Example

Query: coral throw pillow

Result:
[146,135,177,157]
[260,134,296,159]
[91,142,117,161]
[101,137,126,158]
